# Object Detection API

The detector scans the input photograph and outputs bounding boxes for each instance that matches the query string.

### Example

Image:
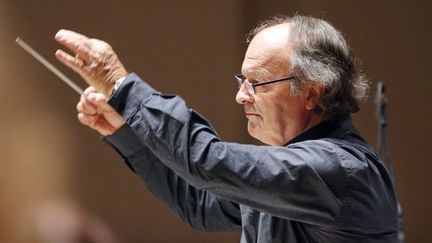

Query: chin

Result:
[247,124,261,140]
[248,127,286,146]
[247,126,270,145]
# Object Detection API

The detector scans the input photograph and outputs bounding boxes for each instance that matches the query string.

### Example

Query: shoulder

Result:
[287,137,379,173]
[285,138,379,196]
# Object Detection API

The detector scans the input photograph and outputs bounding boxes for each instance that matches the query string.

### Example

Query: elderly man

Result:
[56,15,399,242]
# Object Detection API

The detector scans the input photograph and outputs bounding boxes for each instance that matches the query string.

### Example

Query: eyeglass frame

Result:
[235,74,297,94]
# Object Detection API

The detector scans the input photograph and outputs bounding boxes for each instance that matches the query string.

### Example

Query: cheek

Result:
[263,99,289,123]
[263,97,303,130]
[271,104,292,131]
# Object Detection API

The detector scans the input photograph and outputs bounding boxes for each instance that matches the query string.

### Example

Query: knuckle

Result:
[100,40,111,49]
[76,102,82,111]
[84,87,91,94]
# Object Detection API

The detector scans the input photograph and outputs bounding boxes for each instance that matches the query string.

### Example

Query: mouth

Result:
[245,112,260,118]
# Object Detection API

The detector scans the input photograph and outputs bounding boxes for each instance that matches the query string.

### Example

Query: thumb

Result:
[86,92,126,129]
[86,93,113,112]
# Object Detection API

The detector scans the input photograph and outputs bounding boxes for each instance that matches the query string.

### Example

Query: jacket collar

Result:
[285,117,357,146]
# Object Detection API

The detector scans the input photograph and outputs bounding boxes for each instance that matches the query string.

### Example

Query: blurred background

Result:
[0,0,430,242]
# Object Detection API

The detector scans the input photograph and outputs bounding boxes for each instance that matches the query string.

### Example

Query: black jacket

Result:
[104,73,399,242]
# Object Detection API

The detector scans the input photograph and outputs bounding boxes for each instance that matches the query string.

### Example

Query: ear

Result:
[304,83,325,111]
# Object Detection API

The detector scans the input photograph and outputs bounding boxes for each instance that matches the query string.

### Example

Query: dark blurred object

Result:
[375,81,406,243]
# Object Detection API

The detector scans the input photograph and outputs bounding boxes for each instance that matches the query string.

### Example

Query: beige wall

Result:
[0,0,430,242]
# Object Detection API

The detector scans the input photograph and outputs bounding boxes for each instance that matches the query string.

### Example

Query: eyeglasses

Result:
[235,74,296,94]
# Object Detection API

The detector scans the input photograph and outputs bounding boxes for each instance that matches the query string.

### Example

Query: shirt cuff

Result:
[107,72,158,120]
[112,76,126,95]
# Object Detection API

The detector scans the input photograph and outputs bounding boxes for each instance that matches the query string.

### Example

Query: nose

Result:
[235,84,254,104]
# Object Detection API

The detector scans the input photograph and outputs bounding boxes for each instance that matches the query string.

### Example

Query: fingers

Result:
[77,87,116,115]
[55,29,93,77]
[77,87,97,114]
[55,29,91,63]
[77,97,96,115]
[86,92,115,113]
[77,112,98,127]
[77,109,117,136]
[76,87,124,135]
[55,49,87,76]
[83,86,97,95]
[55,29,128,97]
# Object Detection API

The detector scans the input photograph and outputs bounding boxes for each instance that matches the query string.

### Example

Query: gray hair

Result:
[249,15,369,120]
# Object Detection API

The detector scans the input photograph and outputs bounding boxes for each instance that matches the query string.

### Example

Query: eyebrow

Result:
[241,69,272,83]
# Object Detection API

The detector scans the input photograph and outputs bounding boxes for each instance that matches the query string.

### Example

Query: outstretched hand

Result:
[77,87,125,136]
[55,29,128,97]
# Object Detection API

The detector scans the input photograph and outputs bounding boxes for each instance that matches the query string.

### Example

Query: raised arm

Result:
[58,30,343,227]
[76,86,241,231]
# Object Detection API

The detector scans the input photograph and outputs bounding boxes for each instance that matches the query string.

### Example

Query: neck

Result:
[282,113,323,145]
[265,113,324,146]
[303,113,324,133]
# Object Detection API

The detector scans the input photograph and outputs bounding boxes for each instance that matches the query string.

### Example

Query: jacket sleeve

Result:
[106,73,345,226]
[104,125,241,232]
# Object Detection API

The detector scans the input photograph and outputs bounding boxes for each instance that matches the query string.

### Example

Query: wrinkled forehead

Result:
[242,24,292,77]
